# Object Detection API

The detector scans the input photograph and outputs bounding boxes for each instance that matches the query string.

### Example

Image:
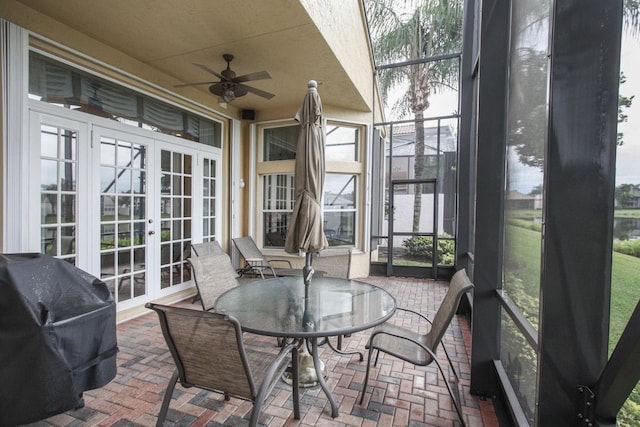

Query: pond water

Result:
[513,216,640,241]
[614,218,640,241]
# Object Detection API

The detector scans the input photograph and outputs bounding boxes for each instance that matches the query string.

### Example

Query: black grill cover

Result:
[0,253,117,426]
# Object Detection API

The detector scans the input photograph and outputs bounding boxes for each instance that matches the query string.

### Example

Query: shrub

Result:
[613,239,640,258]
[402,235,456,265]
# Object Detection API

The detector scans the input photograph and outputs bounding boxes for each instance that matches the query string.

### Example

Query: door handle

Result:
[148,230,155,235]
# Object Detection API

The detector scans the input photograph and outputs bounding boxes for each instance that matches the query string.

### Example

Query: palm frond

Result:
[365,0,463,119]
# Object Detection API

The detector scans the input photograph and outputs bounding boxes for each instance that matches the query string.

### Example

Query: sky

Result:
[616,32,640,186]
[507,31,640,194]
[380,27,639,194]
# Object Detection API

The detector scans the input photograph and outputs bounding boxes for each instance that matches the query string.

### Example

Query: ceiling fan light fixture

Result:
[222,86,236,103]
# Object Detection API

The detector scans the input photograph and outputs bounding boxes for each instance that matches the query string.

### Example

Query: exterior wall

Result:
[0,1,377,286]
[0,2,237,252]
[300,0,376,111]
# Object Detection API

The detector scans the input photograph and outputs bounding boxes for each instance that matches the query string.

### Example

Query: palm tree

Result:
[625,0,639,34]
[366,0,462,232]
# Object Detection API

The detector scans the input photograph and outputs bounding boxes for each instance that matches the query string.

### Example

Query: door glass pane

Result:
[99,136,147,302]
[39,125,77,265]
[202,157,218,242]
[159,149,192,289]
[41,159,59,189]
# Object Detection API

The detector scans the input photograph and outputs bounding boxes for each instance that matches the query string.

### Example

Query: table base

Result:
[282,351,327,388]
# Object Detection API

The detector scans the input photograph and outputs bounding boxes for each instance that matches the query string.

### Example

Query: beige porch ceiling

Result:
[12,0,373,115]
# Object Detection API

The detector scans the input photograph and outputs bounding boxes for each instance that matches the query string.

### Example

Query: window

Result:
[257,121,364,249]
[326,124,359,162]
[263,174,295,247]
[263,126,297,161]
[29,52,223,147]
[324,174,356,245]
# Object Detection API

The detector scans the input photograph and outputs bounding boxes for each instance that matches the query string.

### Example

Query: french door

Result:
[28,111,221,311]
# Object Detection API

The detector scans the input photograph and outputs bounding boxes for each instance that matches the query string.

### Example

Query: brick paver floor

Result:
[29,276,499,427]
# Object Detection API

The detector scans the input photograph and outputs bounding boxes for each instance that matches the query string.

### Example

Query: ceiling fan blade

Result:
[193,63,226,81]
[237,82,275,100]
[174,81,218,88]
[234,70,272,83]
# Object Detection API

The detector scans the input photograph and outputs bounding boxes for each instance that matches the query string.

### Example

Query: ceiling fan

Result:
[175,54,275,103]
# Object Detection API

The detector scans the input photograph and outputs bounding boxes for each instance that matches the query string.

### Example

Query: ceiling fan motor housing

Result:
[178,53,273,102]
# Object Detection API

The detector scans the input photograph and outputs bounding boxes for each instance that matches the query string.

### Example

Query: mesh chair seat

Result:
[366,321,434,366]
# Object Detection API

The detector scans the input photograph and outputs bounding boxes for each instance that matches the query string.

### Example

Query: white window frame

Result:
[252,118,367,253]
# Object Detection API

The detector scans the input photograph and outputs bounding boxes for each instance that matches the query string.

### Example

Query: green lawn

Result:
[614,208,640,219]
[505,223,640,423]
[610,252,640,345]
[611,251,640,424]
[505,223,640,345]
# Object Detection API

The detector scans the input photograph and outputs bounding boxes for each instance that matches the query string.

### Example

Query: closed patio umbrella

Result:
[283,81,330,388]
[285,80,328,284]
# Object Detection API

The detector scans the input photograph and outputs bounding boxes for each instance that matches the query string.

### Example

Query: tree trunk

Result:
[412,111,425,232]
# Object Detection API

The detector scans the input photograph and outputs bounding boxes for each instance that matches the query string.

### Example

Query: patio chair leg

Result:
[191,293,201,304]
[359,347,376,404]
[324,336,364,361]
[292,346,300,419]
[432,357,466,427]
[156,369,179,427]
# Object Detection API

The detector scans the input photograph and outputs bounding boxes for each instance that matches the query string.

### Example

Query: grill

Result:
[0,253,117,425]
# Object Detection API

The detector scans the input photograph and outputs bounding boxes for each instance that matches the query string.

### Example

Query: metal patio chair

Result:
[311,247,352,279]
[312,248,362,359]
[191,240,225,257]
[359,268,474,427]
[232,236,296,278]
[190,241,226,303]
[188,252,241,312]
[146,303,300,427]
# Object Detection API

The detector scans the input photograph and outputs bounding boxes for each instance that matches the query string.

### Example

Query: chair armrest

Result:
[369,328,436,357]
[395,306,433,325]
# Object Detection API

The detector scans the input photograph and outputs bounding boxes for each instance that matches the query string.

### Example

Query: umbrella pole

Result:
[303,252,314,285]
[283,269,328,388]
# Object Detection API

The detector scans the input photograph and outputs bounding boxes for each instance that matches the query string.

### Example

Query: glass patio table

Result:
[215,275,396,418]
